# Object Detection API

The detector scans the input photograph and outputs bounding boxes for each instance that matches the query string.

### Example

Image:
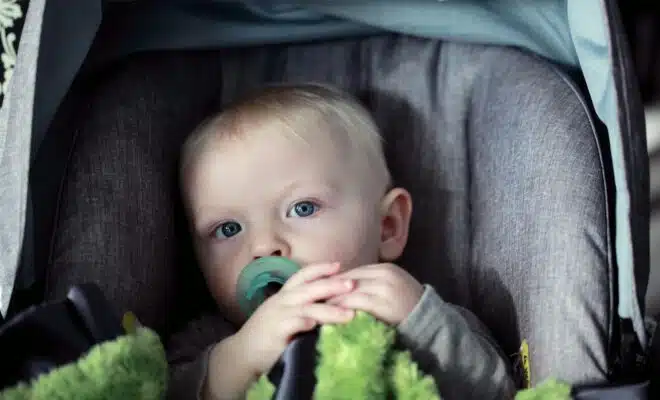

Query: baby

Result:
[177,84,515,400]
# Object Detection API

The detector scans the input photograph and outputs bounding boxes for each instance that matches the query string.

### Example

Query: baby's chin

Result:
[211,293,245,326]
[222,304,247,327]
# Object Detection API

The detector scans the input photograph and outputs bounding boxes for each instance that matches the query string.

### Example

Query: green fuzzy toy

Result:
[0,327,168,400]
[0,310,571,400]
[247,311,573,400]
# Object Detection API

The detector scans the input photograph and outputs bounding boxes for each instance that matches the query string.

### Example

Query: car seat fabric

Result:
[0,0,648,360]
[41,51,226,335]
[95,2,648,345]
[42,35,611,387]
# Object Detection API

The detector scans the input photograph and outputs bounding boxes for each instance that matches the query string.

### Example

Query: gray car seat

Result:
[0,1,653,398]
[27,35,631,391]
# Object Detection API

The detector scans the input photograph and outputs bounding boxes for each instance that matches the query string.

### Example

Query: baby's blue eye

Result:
[288,201,319,218]
[214,221,242,239]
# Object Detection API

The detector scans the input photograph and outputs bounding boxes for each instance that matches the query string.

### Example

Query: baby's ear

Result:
[378,187,413,261]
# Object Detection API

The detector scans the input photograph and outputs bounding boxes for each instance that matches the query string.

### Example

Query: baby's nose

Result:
[254,249,282,259]
[252,236,290,259]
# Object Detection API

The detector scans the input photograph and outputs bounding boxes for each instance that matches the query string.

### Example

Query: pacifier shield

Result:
[236,256,301,317]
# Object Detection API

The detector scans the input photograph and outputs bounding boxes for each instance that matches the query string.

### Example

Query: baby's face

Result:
[183,126,385,323]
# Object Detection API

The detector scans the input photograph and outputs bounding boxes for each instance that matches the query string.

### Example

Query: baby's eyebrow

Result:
[194,218,221,237]
[190,182,341,233]
[270,181,338,209]
[280,181,340,196]
[192,206,231,234]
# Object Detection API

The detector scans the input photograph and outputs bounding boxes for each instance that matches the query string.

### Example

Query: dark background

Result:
[620,4,660,105]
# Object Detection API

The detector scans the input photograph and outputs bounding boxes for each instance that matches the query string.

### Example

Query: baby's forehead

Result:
[194,124,369,184]
[205,114,353,160]
[187,129,369,204]
[182,92,389,190]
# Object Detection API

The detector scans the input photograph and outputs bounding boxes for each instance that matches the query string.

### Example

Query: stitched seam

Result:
[546,59,614,376]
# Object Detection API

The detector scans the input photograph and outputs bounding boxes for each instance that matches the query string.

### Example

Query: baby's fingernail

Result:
[344,279,354,289]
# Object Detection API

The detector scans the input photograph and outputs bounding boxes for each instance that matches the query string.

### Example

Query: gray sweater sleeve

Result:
[397,285,516,400]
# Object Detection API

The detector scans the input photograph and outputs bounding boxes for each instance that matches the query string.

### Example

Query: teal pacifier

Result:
[236,256,301,317]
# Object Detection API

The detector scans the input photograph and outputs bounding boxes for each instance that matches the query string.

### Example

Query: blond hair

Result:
[180,83,391,193]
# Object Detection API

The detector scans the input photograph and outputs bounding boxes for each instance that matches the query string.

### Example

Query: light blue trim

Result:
[567,0,643,343]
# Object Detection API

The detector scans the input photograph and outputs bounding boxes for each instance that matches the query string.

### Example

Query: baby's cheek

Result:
[205,272,229,304]
[199,260,238,307]
[315,225,378,268]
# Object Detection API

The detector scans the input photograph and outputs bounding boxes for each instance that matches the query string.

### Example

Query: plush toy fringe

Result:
[515,379,572,399]
[0,311,572,400]
[0,327,168,400]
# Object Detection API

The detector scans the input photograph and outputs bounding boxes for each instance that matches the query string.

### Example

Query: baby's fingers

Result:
[327,292,396,325]
[281,277,354,306]
[299,303,354,325]
[277,305,353,341]
[283,262,341,289]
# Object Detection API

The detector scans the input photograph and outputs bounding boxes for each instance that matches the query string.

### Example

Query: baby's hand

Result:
[234,262,355,377]
[326,263,423,325]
